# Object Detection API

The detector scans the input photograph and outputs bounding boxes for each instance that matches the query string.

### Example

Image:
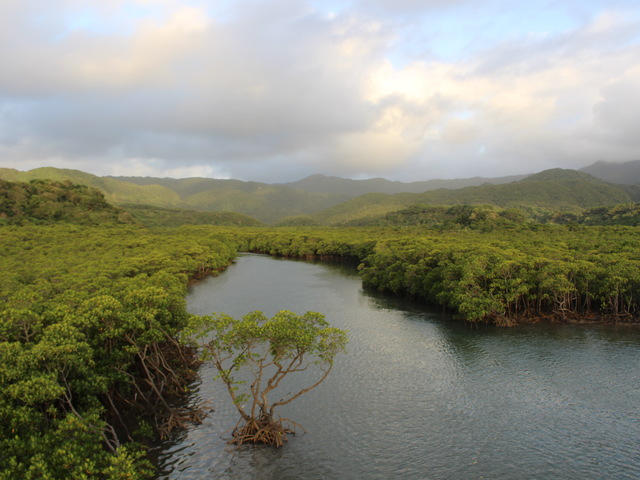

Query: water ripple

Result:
[156,254,640,480]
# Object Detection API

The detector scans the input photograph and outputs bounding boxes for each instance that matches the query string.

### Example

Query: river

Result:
[154,253,640,479]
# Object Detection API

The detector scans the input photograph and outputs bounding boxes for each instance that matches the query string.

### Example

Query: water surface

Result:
[155,254,640,479]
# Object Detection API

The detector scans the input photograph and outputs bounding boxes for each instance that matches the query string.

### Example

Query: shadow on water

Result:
[154,253,640,480]
[363,279,640,359]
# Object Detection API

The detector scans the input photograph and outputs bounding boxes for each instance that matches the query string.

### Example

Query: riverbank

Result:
[0,225,238,479]
[157,252,640,480]
[217,225,640,327]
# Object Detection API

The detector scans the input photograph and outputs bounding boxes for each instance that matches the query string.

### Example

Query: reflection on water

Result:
[155,254,640,480]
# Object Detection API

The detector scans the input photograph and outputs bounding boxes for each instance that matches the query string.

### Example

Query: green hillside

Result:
[312,169,632,225]
[1,166,635,225]
[579,203,640,226]
[281,172,528,195]
[113,176,268,197]
[0,167,182,208]
[347,202,640,228]
[122,204,264,227]
[0,179,137,225]
[347,204,532,228]
[580,160,640,185]
[0,168,350,223]
[114,176,351,223]
[179,184,346,224]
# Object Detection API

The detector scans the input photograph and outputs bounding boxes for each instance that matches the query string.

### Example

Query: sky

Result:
[0,0,639,182]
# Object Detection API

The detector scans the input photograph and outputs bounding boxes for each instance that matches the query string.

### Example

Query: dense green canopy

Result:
[2,178,640,478]
[0,179,135,226]
[0,225,237,478]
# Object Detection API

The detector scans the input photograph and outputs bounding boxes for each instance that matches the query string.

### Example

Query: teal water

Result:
[155,254,640,479]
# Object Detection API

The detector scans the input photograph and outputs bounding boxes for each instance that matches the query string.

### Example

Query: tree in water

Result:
[190,310,347,447]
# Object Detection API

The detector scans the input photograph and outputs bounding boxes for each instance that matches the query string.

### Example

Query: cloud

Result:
[0,0,639,181]
[592,66,640,146]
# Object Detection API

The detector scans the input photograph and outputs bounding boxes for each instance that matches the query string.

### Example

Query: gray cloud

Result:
[0,0,639,182]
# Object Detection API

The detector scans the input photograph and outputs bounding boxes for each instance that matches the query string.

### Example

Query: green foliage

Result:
[0,179,136,226]
[2,166,636,225]
[309,169,631,226]
[315,199,640,230]
[351,204,535,229]
[121,204,264,227]
[0,168,350,224]
[284,172,528,195]
[0,167,182,209]
[578,203,640,226]
[3,186,640,473]
[190,310,347,446]
[0,225,238,478]
[275,214,321,227]
[364,228,640,323]
[220,224,640,326]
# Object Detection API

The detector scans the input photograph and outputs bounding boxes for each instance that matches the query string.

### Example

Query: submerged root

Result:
[158,401,210,439]
[229,416,302,448]
[492,315,519,327]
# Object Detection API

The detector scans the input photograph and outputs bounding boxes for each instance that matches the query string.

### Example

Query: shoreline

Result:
[213,249,640,328]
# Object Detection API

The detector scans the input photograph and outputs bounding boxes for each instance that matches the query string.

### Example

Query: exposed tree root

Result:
[229,416,302,448]
[103,332,208,443]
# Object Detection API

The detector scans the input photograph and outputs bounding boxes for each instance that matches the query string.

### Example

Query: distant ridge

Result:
[310,168,632,225]
[280,173,529,196]
[1,164,637,225]
[0,166,183,207]
[580,160,640,185]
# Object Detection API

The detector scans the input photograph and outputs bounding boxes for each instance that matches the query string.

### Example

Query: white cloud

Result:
[0,0,639,181]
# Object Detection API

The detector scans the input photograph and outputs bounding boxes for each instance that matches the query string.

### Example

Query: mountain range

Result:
[1,160,639,225]
[579,160,640,184]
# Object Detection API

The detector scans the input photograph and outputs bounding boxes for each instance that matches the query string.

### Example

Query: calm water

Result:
[155,254,640,479]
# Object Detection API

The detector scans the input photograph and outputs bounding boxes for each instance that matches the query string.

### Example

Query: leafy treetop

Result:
[189,310,348,446]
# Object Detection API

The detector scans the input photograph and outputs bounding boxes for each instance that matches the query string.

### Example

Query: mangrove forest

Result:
[2,178,640,478]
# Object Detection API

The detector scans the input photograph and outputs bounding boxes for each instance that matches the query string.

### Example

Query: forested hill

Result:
[121,204,265,227]
[1,165,639,225]
[111,177,348,224]
[0,166,186,208]
[580,160,640,185]
[0,167,349,224]
[309,169,633,225]
[0,179,136,225]
[279,172,528,195]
